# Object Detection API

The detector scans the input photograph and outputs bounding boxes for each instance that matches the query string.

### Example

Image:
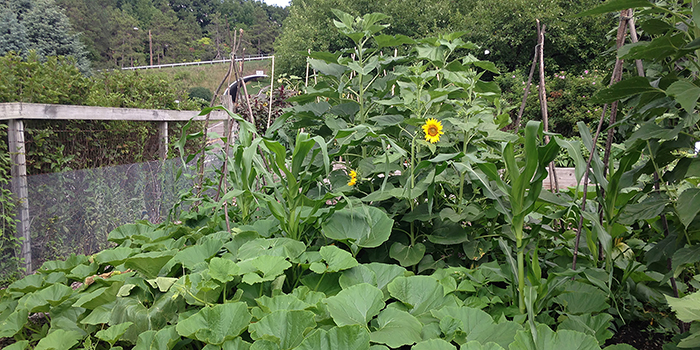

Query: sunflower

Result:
[347,170,357,186]
[422,118,444,143]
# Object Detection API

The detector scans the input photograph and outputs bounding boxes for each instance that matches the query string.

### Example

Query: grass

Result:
[140,59,272,97]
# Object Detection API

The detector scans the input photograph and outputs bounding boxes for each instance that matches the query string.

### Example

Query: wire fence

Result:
[121,55,273,70]
[3,156,220,274]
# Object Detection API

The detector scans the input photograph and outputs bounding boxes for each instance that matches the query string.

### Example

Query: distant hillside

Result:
[138,58,273,98]
[53,0,287,70]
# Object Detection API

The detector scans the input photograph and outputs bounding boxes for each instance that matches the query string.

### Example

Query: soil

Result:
[605,322,672,350]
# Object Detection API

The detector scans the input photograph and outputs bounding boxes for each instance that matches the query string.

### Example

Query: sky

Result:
[262,0,290,7]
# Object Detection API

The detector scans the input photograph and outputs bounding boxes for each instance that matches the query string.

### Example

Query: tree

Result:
[149,8,201,64]
[109,9,144,67]
[0,10,28,56]
[273,0,355,76]
[1,0,90,70]
[57,0,120,66]
[455,0,614,73]
[274,0,614,76]
[205,13,232,60]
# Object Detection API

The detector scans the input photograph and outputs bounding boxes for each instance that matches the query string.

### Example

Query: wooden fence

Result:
[1,102,229,272]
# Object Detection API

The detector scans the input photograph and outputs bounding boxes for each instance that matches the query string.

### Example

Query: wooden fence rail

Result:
[1,102,229,272]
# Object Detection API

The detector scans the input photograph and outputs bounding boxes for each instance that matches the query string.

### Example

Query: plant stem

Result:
[514,219,525,314]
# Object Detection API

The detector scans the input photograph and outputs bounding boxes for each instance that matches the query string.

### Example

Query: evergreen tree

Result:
[109,9,144,67]
[0,10,28,56]
[2,0,90,70]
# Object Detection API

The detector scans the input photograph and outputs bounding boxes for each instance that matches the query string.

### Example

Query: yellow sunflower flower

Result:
[422,118,444,143]
[347,170,357,186]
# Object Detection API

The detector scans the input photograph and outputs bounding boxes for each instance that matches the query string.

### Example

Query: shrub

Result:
[497,68,607,137]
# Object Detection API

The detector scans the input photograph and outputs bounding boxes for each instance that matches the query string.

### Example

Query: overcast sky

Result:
[262,0,290,7]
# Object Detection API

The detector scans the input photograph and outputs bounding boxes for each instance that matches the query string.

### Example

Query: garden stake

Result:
[534,20,559,192]
[515,36,540,133]
[626,12,682,306]
[196,31,241,203]
[572,9,631,270]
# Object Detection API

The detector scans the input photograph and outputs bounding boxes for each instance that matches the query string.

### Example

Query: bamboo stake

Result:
[627,10,682,307]
[572,9,631,270]
[515,41,540,133]
[534,20,559,192]
[195,31,240,203]
[267,55,275,130]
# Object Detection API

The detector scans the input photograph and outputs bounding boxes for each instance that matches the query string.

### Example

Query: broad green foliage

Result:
[6,4,700,350]
[275,0,612,76]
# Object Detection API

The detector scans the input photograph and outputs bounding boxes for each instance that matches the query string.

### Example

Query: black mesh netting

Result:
[25,159,192,269]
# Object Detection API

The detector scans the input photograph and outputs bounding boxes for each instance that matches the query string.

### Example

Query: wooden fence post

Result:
[7,118,31,273]
[158,121,168,159]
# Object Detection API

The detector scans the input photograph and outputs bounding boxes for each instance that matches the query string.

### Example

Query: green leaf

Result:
[678,324,700,348]
[111,291,182,343]
[412,339,457,350]
[251,339,281,350]
[666,290,700,322]
[176,302,251,345]
[339,265,377,289]
[672,245,700,275]
[459,342,505,350]
[675,188,700,228]
[510,324,600,350]
[369,114,405,126]
[310,245,359,274]
[575,0,658,17]
[238,238,306,261]
[3,340,29,350]
[146,277,178,293]
[21,283,74,313]
[134,326,181,350]
[618,35,684,61]
[80,303,114,325]
[8,274,43,293]
[222,338,253,350]
[591,77,661,104]
[322,206,393,249]
[124,250,177,279]
[34,329,83,350]
[324,283,384,326]
[238,255,292,285]
[254,294,310,315]
[554,281,609,315]
[559,313,614,345]
[209,257,241,283]
[294,325,371,350]
[308,58,347,78]
[366,263,407,290]
[0,308,28,338]
[618,193,667,225]
[173,238,224,269]
[96,322,134,345]
[93,247,136,266]
[72,282,123,310]
[248,310,316,350]
[108,223,155,244]
[432,306,522,349]
[389,242,426,267]
[370,308,422,348]
[666,79,700,115]
[387,276,456,316]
